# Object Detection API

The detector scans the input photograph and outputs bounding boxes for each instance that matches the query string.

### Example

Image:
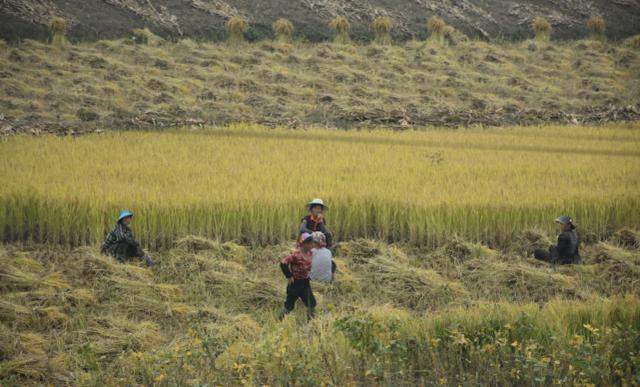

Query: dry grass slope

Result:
[0,36,638,134]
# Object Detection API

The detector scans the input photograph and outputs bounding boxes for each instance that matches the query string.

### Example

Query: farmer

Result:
[101,210,154,266]
[300,198,333,248]
[309,231,337,283]
[534,215,581,265]
[279,232,316,320]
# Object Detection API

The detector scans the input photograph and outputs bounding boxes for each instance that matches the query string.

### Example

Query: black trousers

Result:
[284,279,316,312]
[113,241,145,262]
[534,247,579,265]
[534,247,554,263]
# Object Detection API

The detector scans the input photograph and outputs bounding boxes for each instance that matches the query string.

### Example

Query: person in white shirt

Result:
[309,232,336,283]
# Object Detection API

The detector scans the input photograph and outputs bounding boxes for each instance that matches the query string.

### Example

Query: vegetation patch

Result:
[1,235,638,384]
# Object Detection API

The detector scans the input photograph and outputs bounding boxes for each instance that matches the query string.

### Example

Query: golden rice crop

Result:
[0,124,639,248]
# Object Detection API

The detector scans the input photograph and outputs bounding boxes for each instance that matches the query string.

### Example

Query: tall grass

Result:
[426,16,446,44]
[49,17,67,47]
[272,18,293,43]
[587,16,606,41]
[0,124,638,248]
[372,16,392,45]
[226,16,247,45]
[532,16,552,41]
[329,16,350,44]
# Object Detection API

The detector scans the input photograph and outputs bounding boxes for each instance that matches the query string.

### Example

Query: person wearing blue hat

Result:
[534,215,581,265]
[101,210,154,266]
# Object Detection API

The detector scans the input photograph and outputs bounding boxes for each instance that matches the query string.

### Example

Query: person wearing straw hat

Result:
[279,232,317,320]
[300,198,333,248]
[534,215,581,265]
[101,210,154,266]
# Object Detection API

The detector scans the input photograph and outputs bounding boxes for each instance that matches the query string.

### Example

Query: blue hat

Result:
[117,210,134,222]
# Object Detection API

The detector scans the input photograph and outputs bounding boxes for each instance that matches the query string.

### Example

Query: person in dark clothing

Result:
[101,210,154,266]
[300,198,333,248]
[534,215,581,265]
[280,232,316,320]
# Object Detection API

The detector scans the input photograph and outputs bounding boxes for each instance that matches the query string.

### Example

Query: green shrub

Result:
[76,108,99,122]
[131,28,151,44]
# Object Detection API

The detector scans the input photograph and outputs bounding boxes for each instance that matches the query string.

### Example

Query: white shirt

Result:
[310,247,333,283]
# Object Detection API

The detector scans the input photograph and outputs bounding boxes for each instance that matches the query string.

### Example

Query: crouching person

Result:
[101,210,154,267]
[309,232,337,283]
[279,232,316,320]
[534,215,581,265]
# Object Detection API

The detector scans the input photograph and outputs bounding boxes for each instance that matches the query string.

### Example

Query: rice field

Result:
[1,123,639,247]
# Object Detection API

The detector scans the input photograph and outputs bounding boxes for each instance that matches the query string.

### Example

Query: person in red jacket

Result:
[279,232,316,320]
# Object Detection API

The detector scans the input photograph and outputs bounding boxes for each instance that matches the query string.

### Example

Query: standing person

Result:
[279,232,316,320]
[300,198,333,248]
[101,210,154,266]
[534,215,581,265]
[309,231,337,283]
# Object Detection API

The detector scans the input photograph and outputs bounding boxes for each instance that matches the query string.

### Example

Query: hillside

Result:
[2,0,640,43]
[1,231,640,384]
[1,37,639,135]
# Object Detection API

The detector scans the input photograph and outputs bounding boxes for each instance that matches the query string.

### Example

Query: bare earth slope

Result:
[1,0,640,42]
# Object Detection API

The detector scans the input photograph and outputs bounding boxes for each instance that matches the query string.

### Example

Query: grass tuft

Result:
[587,16,606,40]
[49,17,67,47]
[272,18,294,43]
[372,16,392,45]
[627,34,640,49]
[426,16,446,43]
[226,16,248,45]
[131,28,157,45]
[532,16,552,41]
[329,16,350,44]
